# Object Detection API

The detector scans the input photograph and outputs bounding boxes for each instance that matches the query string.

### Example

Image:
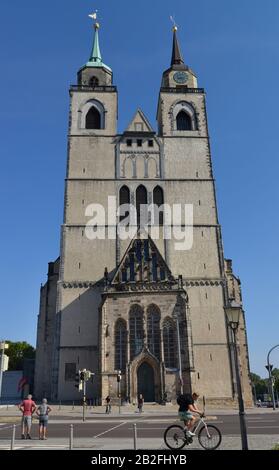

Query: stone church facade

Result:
[34,21,252,406]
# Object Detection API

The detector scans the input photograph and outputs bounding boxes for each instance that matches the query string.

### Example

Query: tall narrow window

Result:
[86,106,101,129]
[89,76,99,87]
[136,185,148,226]
[129,305,144,359]
[176,111,192,131]
[153,186,164,225]
[119,186,130,222]
[163,319,176,368]
[147,305,161,360]
[115,319,127,372]
[129,253,135,281]
[152,252,158,281]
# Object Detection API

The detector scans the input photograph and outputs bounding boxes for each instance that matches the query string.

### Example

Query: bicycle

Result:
[164,414,222,450]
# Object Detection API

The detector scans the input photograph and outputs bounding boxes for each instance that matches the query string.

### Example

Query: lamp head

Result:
[226,303,241,330]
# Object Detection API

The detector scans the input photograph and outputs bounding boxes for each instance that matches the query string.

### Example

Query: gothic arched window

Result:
[79,99,105,130]
[115,319,127,372]
[119,186,130,222]
[89,76,99,87]
[147,305,161,360]
[153,186,164,225]
[85,106,101,129]
[129,305,144,359]
[163,318,176,368]
[176,111,192,131]
[136,185,148,226]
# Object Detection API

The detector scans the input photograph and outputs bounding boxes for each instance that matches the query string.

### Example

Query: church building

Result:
[34,19,252,407]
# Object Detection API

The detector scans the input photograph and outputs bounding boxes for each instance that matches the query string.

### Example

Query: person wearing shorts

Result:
[36,398,52,440]
[177,392,203,437]
[19,394,37,439]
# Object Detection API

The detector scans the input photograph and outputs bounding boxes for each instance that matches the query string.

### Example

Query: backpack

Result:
[177,393,192,407]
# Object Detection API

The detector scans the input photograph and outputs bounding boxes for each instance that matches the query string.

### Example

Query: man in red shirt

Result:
[19,394,37,439]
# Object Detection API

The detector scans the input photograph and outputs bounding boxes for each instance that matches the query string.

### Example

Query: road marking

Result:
[129,427,167,430]
[246,417,276,420]
[248,425,279,428]
[0,445,68,450]
[0,446,25,450]
[0,424,20,431]
[241,418,278,423]
[22,445,68,448]
[247,420,277,423]
[0,444,67,447]
[93,421,128,439]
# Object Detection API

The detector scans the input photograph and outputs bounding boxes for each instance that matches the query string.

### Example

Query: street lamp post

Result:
[266,344,279,411]
[226,305,248,450]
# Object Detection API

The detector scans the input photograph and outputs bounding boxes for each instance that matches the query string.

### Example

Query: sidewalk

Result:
[0,435,278,450]
[1,404,278,419]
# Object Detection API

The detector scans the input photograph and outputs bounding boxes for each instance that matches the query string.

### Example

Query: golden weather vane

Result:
[88,9,99,29]
[170,15,178,32]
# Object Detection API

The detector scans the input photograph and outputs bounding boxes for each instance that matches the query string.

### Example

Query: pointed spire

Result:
[83,18,112,72]
[89,23,102,64]
[171,27,184,66]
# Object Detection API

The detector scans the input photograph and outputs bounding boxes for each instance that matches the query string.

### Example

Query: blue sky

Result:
[0,0,278,378]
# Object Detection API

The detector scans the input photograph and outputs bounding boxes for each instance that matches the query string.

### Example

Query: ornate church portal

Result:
[137,363,155,402]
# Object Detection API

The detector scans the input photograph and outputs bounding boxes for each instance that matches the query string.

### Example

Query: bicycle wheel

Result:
[164,425,186,450]
[198,424,222,450]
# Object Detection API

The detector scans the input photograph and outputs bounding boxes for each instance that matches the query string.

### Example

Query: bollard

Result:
[89,399,92,410]
[69,424,73,450]
[72,401,75,410]
[133,423,137,451]
[10,425,16,450]
[59,400,61,410]
[6,404,9,411]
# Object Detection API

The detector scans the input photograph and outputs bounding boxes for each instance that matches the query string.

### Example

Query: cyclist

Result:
[177,392,203,437]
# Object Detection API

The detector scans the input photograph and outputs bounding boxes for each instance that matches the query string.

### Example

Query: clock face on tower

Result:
[173,71,188,84]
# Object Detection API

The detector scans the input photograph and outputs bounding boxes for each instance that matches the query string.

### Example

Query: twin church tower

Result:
[34,19,252,406]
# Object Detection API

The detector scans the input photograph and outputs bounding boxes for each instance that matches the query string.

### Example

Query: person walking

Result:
[138,394,144,413]
[105,395,111,414]
[18,394,36,439]
[36,398,52,440]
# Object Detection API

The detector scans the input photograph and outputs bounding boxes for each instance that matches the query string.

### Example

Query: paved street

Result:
[0,407,279,450]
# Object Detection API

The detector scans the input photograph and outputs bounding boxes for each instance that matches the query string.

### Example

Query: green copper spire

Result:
[89,23,102,64]
[85,22,112,71]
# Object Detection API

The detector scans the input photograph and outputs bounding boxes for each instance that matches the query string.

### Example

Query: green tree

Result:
[5,341,35,370]
[250,372,268,397]
[272,368,279,394]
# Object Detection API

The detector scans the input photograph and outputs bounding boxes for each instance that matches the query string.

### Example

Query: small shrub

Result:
[272,443,279,450]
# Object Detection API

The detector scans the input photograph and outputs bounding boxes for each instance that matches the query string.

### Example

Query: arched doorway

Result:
[137,362,155,402]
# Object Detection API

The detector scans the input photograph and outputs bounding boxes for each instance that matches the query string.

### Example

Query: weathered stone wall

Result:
[34,258,59,400]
